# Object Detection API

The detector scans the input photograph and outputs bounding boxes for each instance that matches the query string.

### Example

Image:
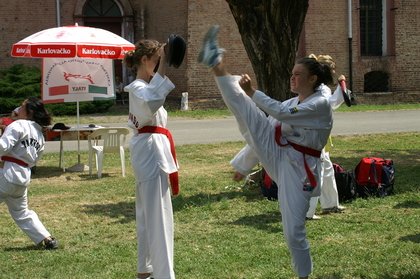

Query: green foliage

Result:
[0,64,41,113]
[0,64,115,116]
[45,100,114,116]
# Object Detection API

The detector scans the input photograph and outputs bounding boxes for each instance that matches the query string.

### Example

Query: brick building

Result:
[1,0,419,108]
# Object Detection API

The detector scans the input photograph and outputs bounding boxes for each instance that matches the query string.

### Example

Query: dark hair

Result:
[24,97,51,127]
[296,57,334,89]
[123,39,161,73]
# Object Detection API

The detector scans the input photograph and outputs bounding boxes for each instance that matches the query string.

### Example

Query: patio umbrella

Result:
[11,24,135,172]
[11,23,134,59]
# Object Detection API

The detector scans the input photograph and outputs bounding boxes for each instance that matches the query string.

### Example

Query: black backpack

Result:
[333,163,357,202]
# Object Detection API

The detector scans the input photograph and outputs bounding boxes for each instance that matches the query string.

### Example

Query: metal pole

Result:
[56,0,61,27]
[77,100,81,164]
[348,0,353,91]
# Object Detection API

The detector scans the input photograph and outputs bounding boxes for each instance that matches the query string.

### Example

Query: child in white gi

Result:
[0,97,58,249]
[198,26,333,279]
[231,55,349,220]
[124,39,178,279]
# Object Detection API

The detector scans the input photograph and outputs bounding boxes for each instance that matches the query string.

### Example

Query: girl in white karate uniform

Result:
[231,55,348,220]
[0,97,58,250]
[306,54,349,219]
[124,40,178,279]
[198,26,333,279]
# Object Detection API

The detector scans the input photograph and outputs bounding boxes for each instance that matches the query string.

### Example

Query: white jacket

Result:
[0,119,44,186]
[124,73,178,182]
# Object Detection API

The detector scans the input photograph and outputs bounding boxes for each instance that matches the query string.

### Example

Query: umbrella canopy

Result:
[11,24,134,59]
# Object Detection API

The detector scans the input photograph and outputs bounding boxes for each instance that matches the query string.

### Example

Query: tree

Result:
[226,0,309,101]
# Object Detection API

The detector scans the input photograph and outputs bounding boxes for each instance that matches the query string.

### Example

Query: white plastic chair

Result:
[88,127,130,178]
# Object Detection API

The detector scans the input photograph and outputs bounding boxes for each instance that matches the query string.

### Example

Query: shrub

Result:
[45,100,114,116]
[0,64,115,115]
[0,64,40,113]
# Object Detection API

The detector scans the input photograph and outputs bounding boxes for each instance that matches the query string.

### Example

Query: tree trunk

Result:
[227,0,308,101]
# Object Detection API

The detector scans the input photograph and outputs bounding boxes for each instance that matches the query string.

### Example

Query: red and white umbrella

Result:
[11,24,135,172]
[11,24,134,59]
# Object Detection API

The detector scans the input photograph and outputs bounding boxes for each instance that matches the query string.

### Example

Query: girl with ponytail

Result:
[0,97,58,250]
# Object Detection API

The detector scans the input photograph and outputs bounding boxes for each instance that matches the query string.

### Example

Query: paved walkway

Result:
[44,109,420,153]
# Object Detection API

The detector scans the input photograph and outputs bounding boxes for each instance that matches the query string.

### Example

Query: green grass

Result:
[0,133,419,279]
[336,103,420,112]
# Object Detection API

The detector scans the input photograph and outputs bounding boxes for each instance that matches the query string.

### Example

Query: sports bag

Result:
[354,157,395,198]
[260,169,278,201]
[333,163,357,202]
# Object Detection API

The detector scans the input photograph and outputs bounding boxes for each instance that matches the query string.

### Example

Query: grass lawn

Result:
[0,132,419,279]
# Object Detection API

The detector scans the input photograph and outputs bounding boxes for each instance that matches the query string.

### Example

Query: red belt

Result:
[138,126,179,196]
[275,125,321,189]
[1,156,29,167]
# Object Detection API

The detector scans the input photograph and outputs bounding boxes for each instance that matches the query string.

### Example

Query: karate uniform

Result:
[125,73,177,279]
[231,83,344,218]
[216,75,332,277]
[306,84,345,217]
[0,119,51,244]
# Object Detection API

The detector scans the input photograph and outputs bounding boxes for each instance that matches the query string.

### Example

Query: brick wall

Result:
[1,0,418,108]
[1,0,58,68]
[302,0,420,104]
[304,0,350,77]
[185,0,255,109]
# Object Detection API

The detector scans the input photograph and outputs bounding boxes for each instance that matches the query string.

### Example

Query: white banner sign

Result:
[42,58,115,104]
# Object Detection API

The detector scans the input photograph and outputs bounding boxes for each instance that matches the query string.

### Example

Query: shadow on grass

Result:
[81,187,264,224]
[172,187,263,212]
[3,245,43,252]
[31,166,66,178]
[394,200,420,209]
[314,274,343,279]
[230,211,282,233]
[399,233,420,244]
[82,201,135,224]
[379,272,420,279]
[314,271,420,279]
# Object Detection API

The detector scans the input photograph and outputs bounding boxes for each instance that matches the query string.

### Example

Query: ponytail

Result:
[24,97,51,127]
[296,57,334,89]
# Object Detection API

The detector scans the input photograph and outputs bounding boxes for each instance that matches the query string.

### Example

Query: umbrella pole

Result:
[67,101,86,172]
[77,100,81,164]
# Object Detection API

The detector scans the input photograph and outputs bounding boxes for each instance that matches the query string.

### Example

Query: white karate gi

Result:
[0,119,51,244]
[231,83,345,218]
[216,75,332,277]
[306,84,345,217]
[125,73,177,279]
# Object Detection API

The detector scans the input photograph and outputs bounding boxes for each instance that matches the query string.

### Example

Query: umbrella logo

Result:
[81,47,116,56]
[64,72,94,84]
[38,47,72,56]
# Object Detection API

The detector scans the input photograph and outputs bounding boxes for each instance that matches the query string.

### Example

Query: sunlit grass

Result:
[0,133,419,278]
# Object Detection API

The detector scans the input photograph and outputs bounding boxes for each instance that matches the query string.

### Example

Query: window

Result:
[360,0,383,56]
[359,0,396,56]
[83,0,121,17]
[364,71,389,92]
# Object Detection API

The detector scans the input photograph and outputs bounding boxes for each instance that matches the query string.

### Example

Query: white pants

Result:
[306,151,340,218]
[216,75,321,277]
[135,169,175,279]
[0,172,50,244]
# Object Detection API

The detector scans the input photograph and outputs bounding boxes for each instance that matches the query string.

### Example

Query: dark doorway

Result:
[82,0,124,92]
